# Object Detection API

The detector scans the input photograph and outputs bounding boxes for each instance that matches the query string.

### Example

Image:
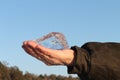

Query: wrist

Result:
[64,49,75,66]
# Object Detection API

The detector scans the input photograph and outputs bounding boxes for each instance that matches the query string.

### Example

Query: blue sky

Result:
[0,0,120,76]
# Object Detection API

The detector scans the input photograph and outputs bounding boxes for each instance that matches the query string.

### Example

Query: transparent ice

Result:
[34,32,69,50]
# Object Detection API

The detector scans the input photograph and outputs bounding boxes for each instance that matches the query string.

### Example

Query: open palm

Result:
[22,41,75,66]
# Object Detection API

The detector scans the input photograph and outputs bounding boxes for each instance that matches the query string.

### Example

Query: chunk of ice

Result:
[34,32,69,50]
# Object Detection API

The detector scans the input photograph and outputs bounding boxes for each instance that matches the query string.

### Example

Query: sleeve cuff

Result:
[67,46,91,75]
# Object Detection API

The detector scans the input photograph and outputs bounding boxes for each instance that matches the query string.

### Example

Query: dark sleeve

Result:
[67,42,120,80]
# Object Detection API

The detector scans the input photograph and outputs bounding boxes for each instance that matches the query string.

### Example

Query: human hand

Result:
[22,41,75,66]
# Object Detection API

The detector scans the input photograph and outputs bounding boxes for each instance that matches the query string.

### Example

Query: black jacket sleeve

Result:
[67,42,120,80]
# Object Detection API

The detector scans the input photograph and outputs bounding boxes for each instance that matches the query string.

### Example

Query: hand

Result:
[22,41,75,66]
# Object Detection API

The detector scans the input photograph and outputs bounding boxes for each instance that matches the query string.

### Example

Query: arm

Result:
[22,41,120,80]
[68,42,120,80]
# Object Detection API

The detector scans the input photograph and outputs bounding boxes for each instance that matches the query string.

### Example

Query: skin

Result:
[22,41,75,66]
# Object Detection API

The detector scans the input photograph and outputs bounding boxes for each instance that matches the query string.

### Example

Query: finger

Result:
[27,41,37,48]
[35,54,51,65]
[23,41,39,58]
[22,41,31,53]
[26,41,53,57]
[23,41,27,45]
[35,44,58,58]
[22,41,27,49]
[35,44,51,53]
[26,41,42,56]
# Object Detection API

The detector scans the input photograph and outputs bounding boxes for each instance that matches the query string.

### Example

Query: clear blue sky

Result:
[0,0,120,76]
